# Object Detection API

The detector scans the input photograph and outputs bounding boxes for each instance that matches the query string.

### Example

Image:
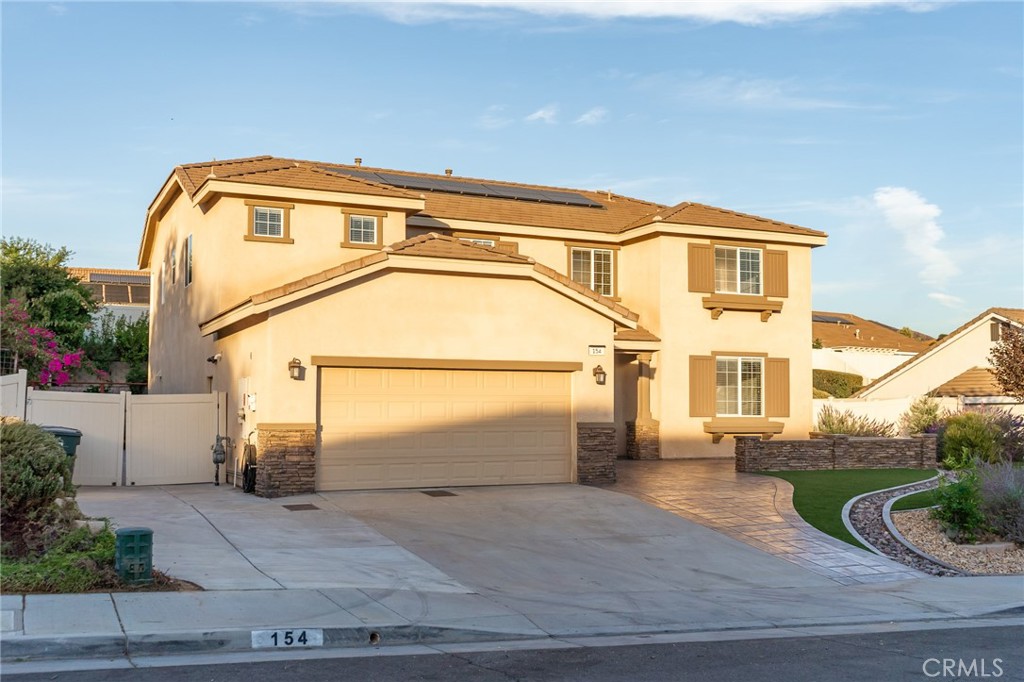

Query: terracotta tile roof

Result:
[623,201,825,238]
[812,311,932,352]
[614,326,661,342]
[169,156,821,238]
[855,307,1024,397]
[932,367,1003,397]
[69,267,150,279]
[241,233,639,324]
[388,233,532,263]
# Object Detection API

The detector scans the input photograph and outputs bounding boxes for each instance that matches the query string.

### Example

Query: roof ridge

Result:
[387,232,533,262]
[213,160,298,180]
[178,155,274,170]
[309,164,420,199]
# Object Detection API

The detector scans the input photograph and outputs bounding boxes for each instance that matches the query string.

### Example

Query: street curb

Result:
[1,624,540,663]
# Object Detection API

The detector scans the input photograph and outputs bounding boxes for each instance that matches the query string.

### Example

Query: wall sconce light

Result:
[288,358,303,380]
[593,365,607,385]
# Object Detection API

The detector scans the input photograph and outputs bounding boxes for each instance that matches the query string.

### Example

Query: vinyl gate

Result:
[25,388,225,486]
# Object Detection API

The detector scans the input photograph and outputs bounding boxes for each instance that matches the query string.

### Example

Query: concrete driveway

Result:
[76,480,1023,637]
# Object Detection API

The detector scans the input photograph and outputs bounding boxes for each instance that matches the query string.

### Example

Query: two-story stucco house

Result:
[140,156,827,496]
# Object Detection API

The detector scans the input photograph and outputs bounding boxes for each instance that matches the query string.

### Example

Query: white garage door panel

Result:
[318,367,572,490]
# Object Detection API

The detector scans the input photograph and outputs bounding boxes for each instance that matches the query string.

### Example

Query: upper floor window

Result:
[462,237,496,247]
[570,247,615,297]
[245,200,295,244]
[715,246,761,295]
[348,215,378,245]
[184,234,193,287]
[716,356,763,417]
[254,208,283,238]
[341,208,386,249]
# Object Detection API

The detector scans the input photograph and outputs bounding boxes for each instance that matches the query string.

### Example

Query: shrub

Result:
[812,388,831,399]
[0,418,78,557]
[0,525,117,593]
[899,395,943,435]
[976,461,1024,544]
[983,408,1024,463]
[812,369,864,398]
[941,412,1002,466]
[930,472,988,543]
[815,404,896,437]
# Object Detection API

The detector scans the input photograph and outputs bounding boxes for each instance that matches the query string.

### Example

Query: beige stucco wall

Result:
[860,319,998,400]
[210,269,617,437]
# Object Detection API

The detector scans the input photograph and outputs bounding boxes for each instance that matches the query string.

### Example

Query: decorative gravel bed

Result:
[892,510,1024,576]
[849,478,1023,577]
[848,479,963,576]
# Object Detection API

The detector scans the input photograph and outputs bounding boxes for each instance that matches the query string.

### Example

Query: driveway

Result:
[607,459,922,585]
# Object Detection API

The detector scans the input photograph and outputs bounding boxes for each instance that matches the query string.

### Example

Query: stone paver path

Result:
[608,460,923,586]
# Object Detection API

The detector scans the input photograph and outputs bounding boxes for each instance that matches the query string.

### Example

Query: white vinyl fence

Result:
[1,370,28,420]
[20,386,226,487]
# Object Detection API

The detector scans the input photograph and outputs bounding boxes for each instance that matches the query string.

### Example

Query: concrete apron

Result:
[3,483,1022,662]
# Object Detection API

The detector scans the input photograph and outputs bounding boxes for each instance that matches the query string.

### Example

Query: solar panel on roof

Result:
[813,314,854,325]
[90,274,150,285]
[321,166,602,208]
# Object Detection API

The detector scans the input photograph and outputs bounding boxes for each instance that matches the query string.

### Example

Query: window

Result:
[570,247,614,297]
[184,234,193,287]
[462,238,496,247]
[348,215,377,244]
[715,246,761,295]
[715,357,763,417]
[245,200,294,243]
[170,246,176,284]
[253,207,284,238]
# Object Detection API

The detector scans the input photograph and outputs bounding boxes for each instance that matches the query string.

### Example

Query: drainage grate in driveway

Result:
[421,490,457,497]
[282,504,320,511]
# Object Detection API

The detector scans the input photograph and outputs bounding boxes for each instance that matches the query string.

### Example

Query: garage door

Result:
[318,367,572,490]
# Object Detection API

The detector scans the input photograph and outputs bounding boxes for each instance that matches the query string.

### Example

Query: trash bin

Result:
[115,527,154,584]
[40,425,83,456]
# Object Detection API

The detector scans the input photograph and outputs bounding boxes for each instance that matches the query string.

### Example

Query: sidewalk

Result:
[2,480,1022,664]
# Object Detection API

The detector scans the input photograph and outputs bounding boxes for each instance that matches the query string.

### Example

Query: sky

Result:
[2,0,1021,337]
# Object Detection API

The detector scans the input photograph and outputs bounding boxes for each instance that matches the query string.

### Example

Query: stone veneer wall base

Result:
[735,433,937,472]
[625,420,661,460]
[577,422,617,484]
[255,424,317,498]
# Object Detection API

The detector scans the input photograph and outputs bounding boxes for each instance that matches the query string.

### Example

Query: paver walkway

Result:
[608,460,923,586]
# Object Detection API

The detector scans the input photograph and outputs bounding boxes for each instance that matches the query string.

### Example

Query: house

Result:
[139,155,827,495]
[855,307,1024,409]
[70,267,150,324]
[812,311,932,384]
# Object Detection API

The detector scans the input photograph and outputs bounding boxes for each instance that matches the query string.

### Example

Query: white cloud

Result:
[574,106,608,125]
[476,105,513,130]
[673,75,880,111]
[873,186,960,293]
[928,292,965,308]
[341,1,936,26]
[525,104,559,124]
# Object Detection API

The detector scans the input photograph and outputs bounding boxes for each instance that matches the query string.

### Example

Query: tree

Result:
[0,299,84,386]
[81,311,149,390]
[0,237,96,349]
[990,324,1024,401]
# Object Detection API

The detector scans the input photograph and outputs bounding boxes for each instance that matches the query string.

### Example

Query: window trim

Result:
[341,208,386,249]
[566,242,619,299]
[714,354,765,418]
[245,200,295,244]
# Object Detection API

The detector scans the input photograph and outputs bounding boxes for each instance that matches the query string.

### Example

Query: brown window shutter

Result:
[765,357,790,417]
[764,250,788,298]
[689,355,715,417]
[688,243,714,293]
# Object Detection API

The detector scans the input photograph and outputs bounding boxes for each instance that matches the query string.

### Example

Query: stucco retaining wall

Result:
[735,433,936,472]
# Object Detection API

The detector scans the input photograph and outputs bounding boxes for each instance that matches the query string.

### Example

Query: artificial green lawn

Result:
[889,488,938,511]
[762,468,937,549]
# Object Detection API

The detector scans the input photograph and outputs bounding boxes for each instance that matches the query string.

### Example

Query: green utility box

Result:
[40,425,83,456]
[115,527,153,584]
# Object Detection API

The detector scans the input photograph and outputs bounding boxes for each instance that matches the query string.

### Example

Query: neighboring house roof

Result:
[160,155,825,239]
[855,307,1024,397]
[69,267,150,306]
[203,233,641,335]
[812,311,932,352]
[932,367,1003,398]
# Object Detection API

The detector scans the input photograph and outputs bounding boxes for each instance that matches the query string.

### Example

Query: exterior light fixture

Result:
[593,365,607,385]
[288,358,303,380]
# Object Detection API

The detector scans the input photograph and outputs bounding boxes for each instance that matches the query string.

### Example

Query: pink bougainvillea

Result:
[1,298,88,387]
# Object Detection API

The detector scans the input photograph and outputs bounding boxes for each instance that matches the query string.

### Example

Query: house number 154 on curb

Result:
[252,629,323,648]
